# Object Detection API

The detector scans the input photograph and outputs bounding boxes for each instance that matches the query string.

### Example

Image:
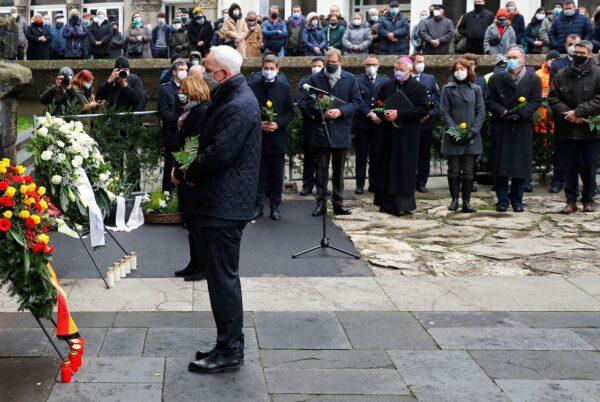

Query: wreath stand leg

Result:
[104,226,129,255]
[65,219,110,289]
[32,313,65,359]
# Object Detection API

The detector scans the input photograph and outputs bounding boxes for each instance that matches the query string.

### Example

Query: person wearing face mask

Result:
[486,46,542,213]
[440,59,486,213]
[325,15,345,50]
[410,53,440,194]
[49,13,67,59]
[261,6,287,56]
[286,6,305,56]
[458,0,495,54]
[483,8,516,55]
[242,11,262,57]
[25,13,52,60]
[504,2,525,45]
[219,3,249,56]
[72,69,103,113]
[248,55,295,221]
[40,66,83,115]
[341,13,371,56]
[377,1,409,55]
[297,57,325,196]
[420,5,454,55]
[151,12,171,58]
[324,4,347,29]
[524,7,548,54]
[171,75,212,283]
[549,0,593,53]
[353,55,387,195]
[592,6,600,53]
[158,60,189,191]
[373,57,429,217]
[188,6,214,57]
[125,12,152,59]
[302,12,327,56]
[90,11,113,59]
[8,7,27,60]
[539,2,563,49]
[169,18,189,58]
[306,48,362,217]
[110,22,125,57]
[411,10,430,52]
[63,9,89,59]
[367,8,381,53]
[97,56,147,113]
[549,40,600,213]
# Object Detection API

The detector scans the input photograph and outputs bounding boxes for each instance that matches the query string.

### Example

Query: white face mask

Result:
[454,70,468,81]
[535,13,546,21]
[506,6,515,13]
[311,66,323,74]
[414,62,425,74]
[11,12,18,19]
[353,19,361,26]
[173,24,181,30]
[433,10,442,17]
[177,70,188,81]
[365,66,378,77]
[567,45,575,56]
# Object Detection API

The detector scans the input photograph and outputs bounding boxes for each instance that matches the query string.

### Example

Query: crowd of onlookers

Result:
[2,0,600,61]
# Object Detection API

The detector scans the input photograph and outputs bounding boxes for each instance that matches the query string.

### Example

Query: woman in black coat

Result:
[523,7,547,54]
[26,14,52,60]
[172,75,211,281]
[188,7,214,57]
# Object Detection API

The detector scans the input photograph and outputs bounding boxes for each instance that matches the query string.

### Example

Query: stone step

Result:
[16,148,32,168]
[15,128,33,153]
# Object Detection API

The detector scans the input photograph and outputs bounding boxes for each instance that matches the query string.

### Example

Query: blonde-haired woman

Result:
[172,74,211,280]
[219,3,249,56]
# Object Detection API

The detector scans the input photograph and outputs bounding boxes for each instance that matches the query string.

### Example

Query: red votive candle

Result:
[61,359,72,383]
[71,343,83,367]
[69,350,80,373]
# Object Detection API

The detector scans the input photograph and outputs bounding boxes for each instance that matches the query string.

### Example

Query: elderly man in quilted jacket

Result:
[182,46,261,374]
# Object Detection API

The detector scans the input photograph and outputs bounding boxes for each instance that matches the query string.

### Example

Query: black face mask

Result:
[474,4,484,12]
[572,55,588,66]
[271,12,278,19]
[325,62,339,74]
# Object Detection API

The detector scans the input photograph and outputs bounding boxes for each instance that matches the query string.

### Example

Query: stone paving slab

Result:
[469,350,600,380]
[428,328,596,350]
[495,379,599,402]
[511,312,600,328]
[113,311,255,328]
[265,368,409,395]
[270,395,416,402]
[69,312,117,328]
[573,329,600,349]
[0,312,40,328]
[388,350,508,401]
[98,328,146,357]
[0,328,48,357]
[337,312,437,350]
[63,357,164,383]
[260,350,395,369]
[577,381,600,398]
[567,275,600,300]
[42,328,107,358]
[414,311,527,328]
[0,357,56,402]
[47,383,162,402]
[255,312,352,350]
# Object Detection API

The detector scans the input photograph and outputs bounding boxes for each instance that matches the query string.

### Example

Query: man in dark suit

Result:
[249,55,296,220]
[354,54,387,194]
[158,59,188,191]
[185,46,261,374]
[297,57,325,196]
[306,48,362,216]
[410,52,440,193]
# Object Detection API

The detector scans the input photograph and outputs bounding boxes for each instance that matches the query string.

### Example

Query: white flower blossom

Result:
[51,175,62,185]
[158,200,167,209]
[56,153,66,163]
[99,173,109,182]
[37,126,48,137]
[41,150,53,161]
[57,140,65,148]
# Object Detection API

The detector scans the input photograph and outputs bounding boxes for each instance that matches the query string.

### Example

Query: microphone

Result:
[302,83,331,96]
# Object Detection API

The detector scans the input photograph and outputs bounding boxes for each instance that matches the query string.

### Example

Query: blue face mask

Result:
[371,15,379,22]
[181,16,188,23]
[507,58,520,71]
[84,82,92,89]
[262,69,277,80]
[83,19,90,26]
[43,20,51,26]
[293,12,301,19]
[390,8,399,15]
[394,70,405,81]
[553,8,562,15]
[158,18,165,24]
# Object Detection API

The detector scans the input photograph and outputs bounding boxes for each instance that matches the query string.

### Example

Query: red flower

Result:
[45,245,55,254]
[11,176,23,183]
[375,99,383,107]
[0,181,8,191]
[34,203,43,212]
[23,176,34,184]
[32,243,46,253]
[25,217,36,229]
[318,92,324,99]
[0,196,14,208]
[0,218,10,232]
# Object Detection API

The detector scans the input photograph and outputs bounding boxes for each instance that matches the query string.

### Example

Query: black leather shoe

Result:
[333,205,351,215]
[512,204,525,213]
[188,352,243,374]
[354,187,364,195]
[252,206,263,220]
[195,348,216,360]
[395,210,410,216]
[496,204,508,212]
[270,208,281,220]
[416,185,428,193]
[175,264,194,278]
[184,272,207,282]
[312,203,324,217]
[299,187,312,196]
[548,184,563,193]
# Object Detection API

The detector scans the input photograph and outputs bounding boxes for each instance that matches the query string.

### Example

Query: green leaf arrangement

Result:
[172,135,200,171]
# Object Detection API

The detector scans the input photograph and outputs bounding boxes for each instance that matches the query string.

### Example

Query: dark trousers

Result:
[190,221,245,354]
[355,128,378,190]
[162,145,177,192]
[316,147,346,207]
[50,49,64,60]
[551,131,565,187]
[495,177,526,207]
[302,138,317,191]
[465,39,485,55]
[447,154,476,179]
[562,138,599,203]
[256,152,285,210]
[416,126,433,187]
[17,45,25,60]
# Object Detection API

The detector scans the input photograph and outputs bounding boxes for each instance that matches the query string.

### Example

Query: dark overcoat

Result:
[485,70,542,178]
[25,23,52,60]
[157,79,182,147]
[354,73,388,131]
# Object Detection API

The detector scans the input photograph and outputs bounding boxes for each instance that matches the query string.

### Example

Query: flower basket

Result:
[143,212,183,224]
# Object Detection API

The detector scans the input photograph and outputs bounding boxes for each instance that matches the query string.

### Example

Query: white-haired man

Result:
[9,6,28,59]
[182,46,262,374]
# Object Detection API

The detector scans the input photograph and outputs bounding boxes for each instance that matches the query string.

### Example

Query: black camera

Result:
[118,69,128,80]
[60,73,71,87]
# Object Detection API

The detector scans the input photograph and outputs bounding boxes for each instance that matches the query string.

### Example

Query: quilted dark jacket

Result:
[549,11,593,52]
[185,74,262,222]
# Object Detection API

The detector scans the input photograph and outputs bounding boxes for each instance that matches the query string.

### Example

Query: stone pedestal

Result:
[0,62,32,162]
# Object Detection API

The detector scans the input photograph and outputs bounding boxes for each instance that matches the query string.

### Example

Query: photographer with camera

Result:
[96,56,147,112]
[39,66,84,115]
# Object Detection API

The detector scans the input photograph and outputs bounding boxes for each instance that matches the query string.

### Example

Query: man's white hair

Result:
[210,45,243,75]
[368,8,379,15]
[189,64,205,77]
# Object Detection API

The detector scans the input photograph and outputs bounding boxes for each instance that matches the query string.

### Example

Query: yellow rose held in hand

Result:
[5,187,16,197]
[266,100,273,108]
[37,186,46,196]
[18,210,30,219]
[459,122,467,129]
[518,97,526,103]
[16,165,25,174]
[37,234,49,244]
[3,211,12,219]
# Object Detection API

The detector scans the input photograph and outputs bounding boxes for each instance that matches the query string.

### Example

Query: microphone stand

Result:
[292,89,359,260]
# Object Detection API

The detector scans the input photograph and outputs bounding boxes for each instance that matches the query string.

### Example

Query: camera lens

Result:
[118,70,128,79]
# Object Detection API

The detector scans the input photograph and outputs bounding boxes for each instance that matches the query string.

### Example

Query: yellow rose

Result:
[31,215,41,225]
[518,96,526,103]
[16,165,25,174]
[39,200,48,210]
[459,122,467,129]
[27,183,36,192]
[24,197,35,206]
[20,185,28,195]
[3,211,12,219]
[37,234,50,244]
[1,158,9,165]
[0,166,6,174]
[4,187,16,197]
[18,210,30,219]
[37,186,46,196]
[266,100,273,108]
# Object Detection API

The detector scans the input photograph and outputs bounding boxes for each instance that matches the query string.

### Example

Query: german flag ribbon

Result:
[46,263,80,340]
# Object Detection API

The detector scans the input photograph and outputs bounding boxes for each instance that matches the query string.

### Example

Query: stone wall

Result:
[0,62,32,161]
[16,55,547,115]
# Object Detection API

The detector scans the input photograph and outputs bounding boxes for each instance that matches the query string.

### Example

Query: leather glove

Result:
[506,112,522,122]
[488,37,501,46]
